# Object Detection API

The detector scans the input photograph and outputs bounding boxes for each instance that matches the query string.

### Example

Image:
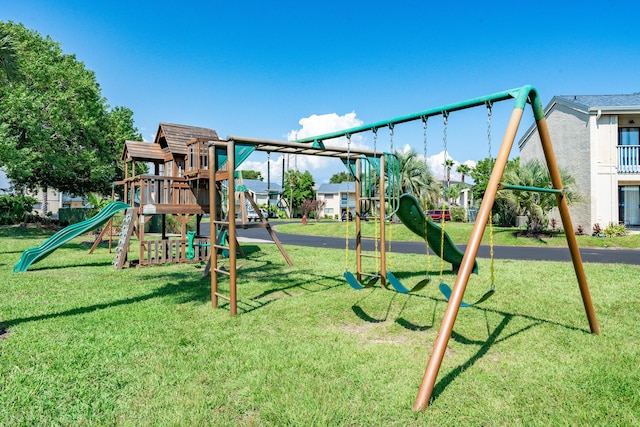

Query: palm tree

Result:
[444,158,455,188]
[443,183,463,206]
[394,149,440,209]
[497,159,579,233]
[456,164,471,185]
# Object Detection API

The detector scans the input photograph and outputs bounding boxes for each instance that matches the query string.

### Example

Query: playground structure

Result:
[199,85,598,411]
[13,85,599,412]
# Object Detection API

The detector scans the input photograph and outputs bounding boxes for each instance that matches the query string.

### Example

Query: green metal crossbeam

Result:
[498,183,564,194]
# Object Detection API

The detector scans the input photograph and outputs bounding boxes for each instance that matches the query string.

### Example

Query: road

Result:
[201,222,639,265]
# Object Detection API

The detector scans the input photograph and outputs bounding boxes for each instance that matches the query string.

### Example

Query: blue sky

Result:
[3,0,640,184]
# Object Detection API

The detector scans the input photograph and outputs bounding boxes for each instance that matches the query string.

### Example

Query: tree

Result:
[394,149,440,209]
[240,170,263,181]
[106,106,144,184]
[468,157,496,201]
[443,183,463,206]
[0,22,139,204]
[0,28,18,83]
[444,158,455,188]
[329,171,352,183]
[456,163,471,185]
[497,159,579,233]
[283,169,315,217]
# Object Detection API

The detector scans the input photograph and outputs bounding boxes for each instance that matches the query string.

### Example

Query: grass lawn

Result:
[276,220,640,249]
[1,226,639,425]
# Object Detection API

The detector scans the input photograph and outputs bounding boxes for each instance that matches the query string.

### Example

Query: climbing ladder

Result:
[112,208,135,270]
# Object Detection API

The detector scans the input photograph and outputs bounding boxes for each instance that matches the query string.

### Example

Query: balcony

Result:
[618,145,640,173]
[117,175,208,215]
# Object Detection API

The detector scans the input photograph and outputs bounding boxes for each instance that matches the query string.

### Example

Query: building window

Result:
[325,208,334,214]
[619,186,640,226]
[619,127,639,146]
[324,193,335,199]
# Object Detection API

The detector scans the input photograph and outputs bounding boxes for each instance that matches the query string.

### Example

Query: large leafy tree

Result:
[283,169,315,217]
[0,27,19,83]
[106,106,143,183]
[468,157,496,201]
[240,170,263,181]
[0,21,139,203]
[329,171,351,183]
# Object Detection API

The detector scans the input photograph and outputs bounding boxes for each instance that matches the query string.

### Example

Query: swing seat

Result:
[438,282,495,308]
[387,272,431,294]
[344,271,379,290]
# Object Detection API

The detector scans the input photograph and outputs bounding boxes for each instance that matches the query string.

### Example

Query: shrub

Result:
[603,223,627,238]
[592,223,602,236]
[449,206,467,222]
[0,194,38,225]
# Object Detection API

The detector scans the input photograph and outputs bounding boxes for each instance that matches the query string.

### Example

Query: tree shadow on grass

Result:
[0,257,344,331]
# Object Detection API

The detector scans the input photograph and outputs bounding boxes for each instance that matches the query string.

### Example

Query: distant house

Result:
[0,168,85,217]
[316,182,356,219]
[240,179,282,206]
[518,93,640,230]
[237,178,283,216]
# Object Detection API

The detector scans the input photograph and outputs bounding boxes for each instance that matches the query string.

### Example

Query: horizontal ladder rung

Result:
[359,254,380,259]
[214,268,231,276]
[214,292,231,301]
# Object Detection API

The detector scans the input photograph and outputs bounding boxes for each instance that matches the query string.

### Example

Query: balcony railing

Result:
[618,145,640,173]
[119,175,199,206]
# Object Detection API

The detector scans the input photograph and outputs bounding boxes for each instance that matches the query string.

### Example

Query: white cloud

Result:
[423,151,476,184]
[239,113,478,185]
[285,112,365,181]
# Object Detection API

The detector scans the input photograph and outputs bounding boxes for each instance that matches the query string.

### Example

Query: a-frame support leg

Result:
[413,104,599,411]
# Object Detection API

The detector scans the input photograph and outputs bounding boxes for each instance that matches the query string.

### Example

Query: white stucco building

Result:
[316,182,356,220]
[518,93,640,231]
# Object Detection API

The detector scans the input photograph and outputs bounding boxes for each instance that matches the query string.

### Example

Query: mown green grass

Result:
[277,220,640,249]
[1,226,639,425]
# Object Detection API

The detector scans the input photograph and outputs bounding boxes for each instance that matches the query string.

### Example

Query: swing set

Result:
[203,85,598,411]
[289,84,599,411]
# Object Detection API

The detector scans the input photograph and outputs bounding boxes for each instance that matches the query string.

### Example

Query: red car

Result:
[427,209,451,221]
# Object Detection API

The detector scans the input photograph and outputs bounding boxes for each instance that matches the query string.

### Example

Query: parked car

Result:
[246,209,268,221]
[426,209,451,221]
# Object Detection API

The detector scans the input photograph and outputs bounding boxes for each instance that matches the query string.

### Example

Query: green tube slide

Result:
[395,194,478,274]
[13,201,131,273]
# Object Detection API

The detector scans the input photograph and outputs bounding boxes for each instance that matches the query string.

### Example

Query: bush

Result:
[449,206,467,222]
[603,223,627,238]
[592,223,603,236]
[0,194,38,225]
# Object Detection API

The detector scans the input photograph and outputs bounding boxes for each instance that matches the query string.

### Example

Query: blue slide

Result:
[14,201,130,272]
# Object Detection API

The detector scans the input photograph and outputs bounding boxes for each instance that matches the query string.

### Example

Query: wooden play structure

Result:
[115,123,290,269]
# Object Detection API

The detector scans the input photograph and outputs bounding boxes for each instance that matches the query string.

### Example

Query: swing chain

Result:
[421,115,428,165]
[486,101,493,161]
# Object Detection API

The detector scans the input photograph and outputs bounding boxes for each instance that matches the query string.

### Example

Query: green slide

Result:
[396,194,478,274]
[14,201,131,273]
